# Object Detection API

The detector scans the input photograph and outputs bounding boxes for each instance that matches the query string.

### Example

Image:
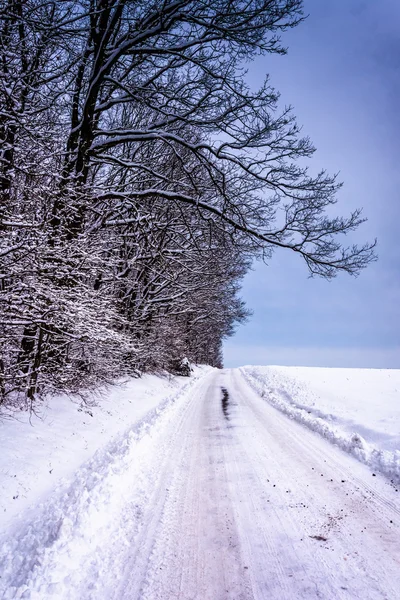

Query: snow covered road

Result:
[2,368,400,599]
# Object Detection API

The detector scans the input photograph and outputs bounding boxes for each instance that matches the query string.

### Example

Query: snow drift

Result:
[0,368,211,599]
[241,366,400,483]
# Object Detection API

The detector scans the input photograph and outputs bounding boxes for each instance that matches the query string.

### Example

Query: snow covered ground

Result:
[0,366,399,599]
[0,367,210,531]
[241,365,400,481]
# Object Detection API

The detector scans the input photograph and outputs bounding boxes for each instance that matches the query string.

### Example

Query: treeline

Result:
[0,0,374,404]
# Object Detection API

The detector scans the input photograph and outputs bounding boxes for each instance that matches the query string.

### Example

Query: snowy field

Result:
[0,367,210,531]
[241,365,400,480]
[0,366,399,599]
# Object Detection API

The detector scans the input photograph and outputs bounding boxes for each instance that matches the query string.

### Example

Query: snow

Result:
[241,365,400,481]
[0,367,214,599]
[1,366,399,599]
[0,367,210,531]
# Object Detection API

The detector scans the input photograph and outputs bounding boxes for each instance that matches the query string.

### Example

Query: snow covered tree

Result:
[0,0,376,406]
[50,0,374,276]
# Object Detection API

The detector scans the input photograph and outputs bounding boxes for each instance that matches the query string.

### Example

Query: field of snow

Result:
[241,365,400,481]
[0,367,210,531]
[1,367,399,599]
[0,366,399,599]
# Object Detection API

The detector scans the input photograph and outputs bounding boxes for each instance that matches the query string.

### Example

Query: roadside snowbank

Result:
[0,367,210,531]
[241,366,400,482]
[0,367,212,598]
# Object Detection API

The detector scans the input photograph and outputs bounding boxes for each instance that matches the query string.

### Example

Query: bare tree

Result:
[52,0,375,275]
[0,0,376,406]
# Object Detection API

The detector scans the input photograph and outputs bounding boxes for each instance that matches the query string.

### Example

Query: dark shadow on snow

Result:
[221,387,230,420]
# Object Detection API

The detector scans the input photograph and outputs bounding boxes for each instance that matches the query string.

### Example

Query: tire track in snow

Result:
[2,368,400,599]
[122,373,253,600]
[227,369,400,599]
[237,369,400,520]
[240,367,400,483]
[0,371,213,600]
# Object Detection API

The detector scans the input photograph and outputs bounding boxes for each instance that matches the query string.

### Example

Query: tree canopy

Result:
[0,0,375,405]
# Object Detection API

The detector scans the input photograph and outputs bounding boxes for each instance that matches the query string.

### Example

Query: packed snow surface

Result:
[241,365,400,481]
[1,367,400,599]
[0,368,209,530]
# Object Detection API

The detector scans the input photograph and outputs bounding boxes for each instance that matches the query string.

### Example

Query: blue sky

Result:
[224,0,400,369]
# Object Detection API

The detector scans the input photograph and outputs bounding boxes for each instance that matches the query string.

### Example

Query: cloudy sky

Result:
[224,0,400,369]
